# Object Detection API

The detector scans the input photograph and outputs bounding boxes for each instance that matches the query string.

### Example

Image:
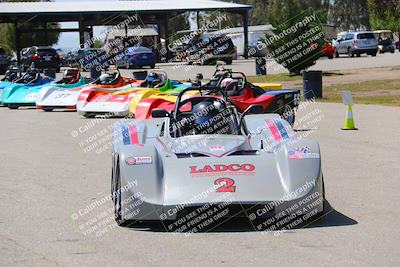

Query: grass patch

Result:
[319,79,400,106]
[247,71,344,83]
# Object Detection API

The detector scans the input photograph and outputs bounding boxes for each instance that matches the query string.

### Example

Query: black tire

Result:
[150,64,155,69]
[43,107,53,112]
[56,67,60,73]
[224,58,233,65]
[334,49,339,58]
[357,53,361,57]
[83,113,95,118]
[328,54,334,59]
[8,104,19,109]
[113,160,132,227]
[371,52,377,57]
[348,48,354,57]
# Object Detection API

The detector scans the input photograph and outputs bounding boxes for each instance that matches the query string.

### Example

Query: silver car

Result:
[334,31,378,57]
[111,86,325,230]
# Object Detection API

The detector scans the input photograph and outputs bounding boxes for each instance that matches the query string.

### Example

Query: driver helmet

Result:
[23,71,37,83]
[99,73,112,84]
[63,69,80,84]
[220,78,234,88]
[192,99,225,126]
[146,72,160,85]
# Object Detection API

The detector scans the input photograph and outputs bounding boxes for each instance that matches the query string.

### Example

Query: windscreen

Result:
[357,33,375,39]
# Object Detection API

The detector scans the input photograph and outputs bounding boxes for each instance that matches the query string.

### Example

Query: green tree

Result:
[265,8,326,74]
[328,0,370,30]
[368,0,400,32]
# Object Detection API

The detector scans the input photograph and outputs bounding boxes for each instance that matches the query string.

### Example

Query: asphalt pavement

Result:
[0,101,399,266]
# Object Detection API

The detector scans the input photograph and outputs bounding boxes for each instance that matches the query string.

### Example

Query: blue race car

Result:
[2,68,53,109]
[116,46,155,69]
[0,67,22,103]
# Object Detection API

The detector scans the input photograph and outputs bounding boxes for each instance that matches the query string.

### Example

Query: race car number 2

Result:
[215,178,236,193]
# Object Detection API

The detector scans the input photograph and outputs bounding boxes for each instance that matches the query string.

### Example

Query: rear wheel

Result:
[43,107,53,112]
[371,52,377,57]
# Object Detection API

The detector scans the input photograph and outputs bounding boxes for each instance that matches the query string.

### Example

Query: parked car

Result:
[374,30,395,54]
[0,47,10,74]
[321,42,334,59]
[334,31,378,57]
[116,46,155,69]
[20,46,61,72]
[186,33,236,65]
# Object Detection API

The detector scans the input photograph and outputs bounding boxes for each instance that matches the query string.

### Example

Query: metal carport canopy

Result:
[0,0,251,18]
[0,0,252,59]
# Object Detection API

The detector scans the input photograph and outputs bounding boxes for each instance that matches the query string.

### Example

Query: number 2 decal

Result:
[215,178,236,192]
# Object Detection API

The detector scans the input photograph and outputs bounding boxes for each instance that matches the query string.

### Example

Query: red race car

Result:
[321,42,334,59]
[135,68,300,126]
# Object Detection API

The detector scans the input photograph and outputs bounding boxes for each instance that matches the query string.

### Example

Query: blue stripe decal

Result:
[275,120,289,140]
[122,126,131,145]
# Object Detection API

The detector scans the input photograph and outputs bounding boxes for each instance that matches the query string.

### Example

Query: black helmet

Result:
[192,99,225,126]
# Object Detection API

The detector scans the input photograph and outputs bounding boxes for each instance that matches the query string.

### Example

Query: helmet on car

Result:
[220,78,234,88]
[192,99,225,126]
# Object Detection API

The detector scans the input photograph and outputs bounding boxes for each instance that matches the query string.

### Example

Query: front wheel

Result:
[43,107,53,112]
[8,104,19,109]
[335,49,339,58]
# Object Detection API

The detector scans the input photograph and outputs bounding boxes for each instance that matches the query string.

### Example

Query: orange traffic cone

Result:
[342,105,358,130]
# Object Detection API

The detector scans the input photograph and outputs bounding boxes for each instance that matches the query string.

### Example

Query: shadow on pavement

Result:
[126,201,357,233]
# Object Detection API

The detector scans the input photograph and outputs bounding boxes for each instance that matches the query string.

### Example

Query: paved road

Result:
[2,52,400,81]
[0,102,399,266]
[141,51,400,80]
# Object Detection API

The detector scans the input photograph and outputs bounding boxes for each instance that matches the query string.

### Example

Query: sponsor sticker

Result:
[288,147,320,160]
[190,164,256,177]
[209,146,225,152]
[25,93,38,101]
[125,156,152,165]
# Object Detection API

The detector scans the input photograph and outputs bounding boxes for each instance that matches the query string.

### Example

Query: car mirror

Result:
[151,109,170,118]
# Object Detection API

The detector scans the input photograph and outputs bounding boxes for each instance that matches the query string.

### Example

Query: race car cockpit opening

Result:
[61,69,80,84]
[21,69,40,84]
[97,72,120,85]
[3,67,21,82]
[171,97,239,137]
[140,71,168,88]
